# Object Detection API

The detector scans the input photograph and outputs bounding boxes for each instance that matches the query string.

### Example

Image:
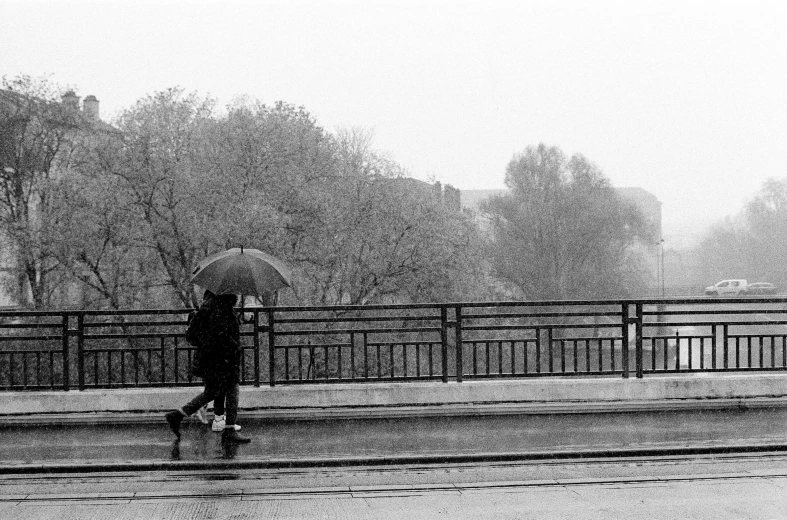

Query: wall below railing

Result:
[4,373,787,424]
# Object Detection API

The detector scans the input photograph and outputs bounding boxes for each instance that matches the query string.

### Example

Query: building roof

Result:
[0,88,115,132]
[459,189,508,213]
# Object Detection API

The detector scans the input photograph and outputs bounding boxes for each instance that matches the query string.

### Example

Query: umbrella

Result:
[190,247,292,297]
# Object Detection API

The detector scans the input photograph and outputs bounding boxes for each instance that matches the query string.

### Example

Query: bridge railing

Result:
[1,297,786,390]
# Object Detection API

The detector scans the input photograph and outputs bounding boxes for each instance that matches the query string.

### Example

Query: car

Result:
[704,279,748,296]
[746,282,778,295]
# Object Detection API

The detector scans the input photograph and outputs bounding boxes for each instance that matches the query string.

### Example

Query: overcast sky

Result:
[2,0,786,246]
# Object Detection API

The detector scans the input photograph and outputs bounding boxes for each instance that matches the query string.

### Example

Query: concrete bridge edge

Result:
[3,373,787,424]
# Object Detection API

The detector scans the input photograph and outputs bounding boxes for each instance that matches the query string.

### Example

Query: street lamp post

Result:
[656,239,665,297]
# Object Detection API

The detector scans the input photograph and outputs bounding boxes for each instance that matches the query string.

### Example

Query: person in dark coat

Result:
[165,293,250,443]
[188,291,241,433]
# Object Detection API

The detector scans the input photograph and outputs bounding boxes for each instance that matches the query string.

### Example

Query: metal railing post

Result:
[635,303,644,378]
[77,312,85,390]
[455,305,463,383]
[160,336,166,385]
[267,309,276,387]
[440,306,449,383]
[621,303,629,379]
[61,314,70,391]
[253,309,261,387]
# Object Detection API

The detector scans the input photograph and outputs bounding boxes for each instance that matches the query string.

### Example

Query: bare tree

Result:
[482,143,652,299]
[296,130,484,305]
[95,88,217,307]
[695,178,787,287]
[46,166,157,309]
[4,83,488,310]
[0,75,82,308]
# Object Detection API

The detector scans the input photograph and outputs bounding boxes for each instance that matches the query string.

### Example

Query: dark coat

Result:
[193,295,240,385]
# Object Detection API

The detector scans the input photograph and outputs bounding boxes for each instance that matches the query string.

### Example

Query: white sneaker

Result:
[212,415,241,431]
[212,414,225,431]
[195,406,209,424]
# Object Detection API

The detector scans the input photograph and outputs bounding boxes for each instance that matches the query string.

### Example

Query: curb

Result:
[3,442,787,475]
[5,397,787,426]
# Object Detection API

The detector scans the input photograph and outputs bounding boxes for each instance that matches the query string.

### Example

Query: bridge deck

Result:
[2,408,787,473]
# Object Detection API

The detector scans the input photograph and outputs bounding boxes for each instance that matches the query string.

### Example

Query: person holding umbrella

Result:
[166,247,292,443]
[166,291,250,443]
[186,290,241,433]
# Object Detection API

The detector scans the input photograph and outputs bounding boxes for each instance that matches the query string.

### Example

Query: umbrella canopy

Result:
[190,248,292,297]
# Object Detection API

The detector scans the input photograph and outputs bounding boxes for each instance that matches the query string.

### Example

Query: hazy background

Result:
[2,0,785,247]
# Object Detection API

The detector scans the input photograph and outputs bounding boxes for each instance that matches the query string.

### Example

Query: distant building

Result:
[616,187,662,240]
[0,88,107,308]
[379,176,462,211]
[459,188,507,214]
[0,89,104,126]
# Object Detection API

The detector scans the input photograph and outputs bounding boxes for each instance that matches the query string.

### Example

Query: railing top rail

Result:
[461,311,623,318]
[642,319,787,327]
[455,299,632,308]
[252,303,448,312]
[77,309,193,316]
[0,309,191,317]
[642,308,787,316]
[636,296,787,305]
[255,296,787,311]
[243,299,670,313]
[0,310,72,317]
[0,296,785,318]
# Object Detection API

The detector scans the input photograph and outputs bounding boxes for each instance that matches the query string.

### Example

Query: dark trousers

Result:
[182,379,239,426]
[214,393,226,416]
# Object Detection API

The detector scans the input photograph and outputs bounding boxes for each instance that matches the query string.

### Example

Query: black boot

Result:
[222,427,251,443]
[165,410,184,439]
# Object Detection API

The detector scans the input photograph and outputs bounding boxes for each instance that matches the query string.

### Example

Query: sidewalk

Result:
[3,407,787,473]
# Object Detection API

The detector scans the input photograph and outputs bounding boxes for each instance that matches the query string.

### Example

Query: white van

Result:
[704,279,748,296]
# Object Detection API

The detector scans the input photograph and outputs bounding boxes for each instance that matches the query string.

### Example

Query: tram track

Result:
[0,451,787,503]
[4,439,787,475]
[4,448,787,504]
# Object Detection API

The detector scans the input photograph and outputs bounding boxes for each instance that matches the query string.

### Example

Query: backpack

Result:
[185,308,207,377]
[185,309,203,347]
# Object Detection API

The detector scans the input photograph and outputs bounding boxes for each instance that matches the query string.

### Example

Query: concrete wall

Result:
[4,374,787,423]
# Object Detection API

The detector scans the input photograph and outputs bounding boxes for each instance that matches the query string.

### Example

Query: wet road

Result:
[4,409,787,518]
[2,408,787,469]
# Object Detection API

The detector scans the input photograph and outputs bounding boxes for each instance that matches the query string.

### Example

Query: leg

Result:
[181,388,218,417]
[211,392,227,432]
[166,385,220,438]
[224,383,239,427]
[222,383,250,443]
[214,393,226,416]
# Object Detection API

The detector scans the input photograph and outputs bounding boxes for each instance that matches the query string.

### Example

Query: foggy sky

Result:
[2,0,785,246]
